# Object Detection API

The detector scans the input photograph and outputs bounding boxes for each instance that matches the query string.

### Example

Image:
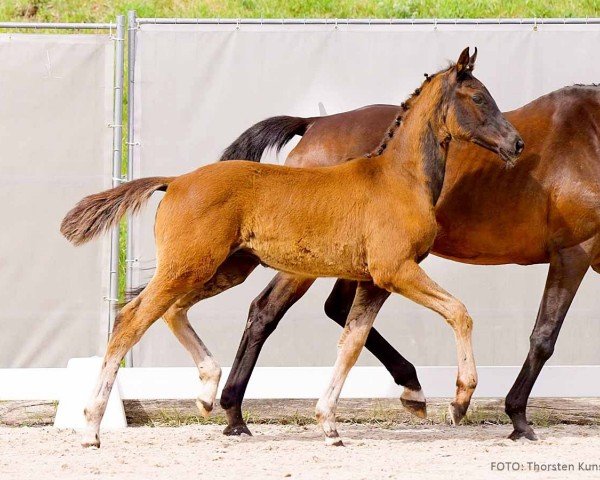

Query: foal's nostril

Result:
[515,138,525,155]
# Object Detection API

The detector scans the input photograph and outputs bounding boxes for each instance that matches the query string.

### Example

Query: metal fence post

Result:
[108,15,126,342]
[124,10,138,367]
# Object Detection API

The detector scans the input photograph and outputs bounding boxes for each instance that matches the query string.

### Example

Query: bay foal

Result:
[62,48,522,447]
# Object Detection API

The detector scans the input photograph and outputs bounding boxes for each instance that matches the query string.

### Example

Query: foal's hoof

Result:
[81,433,100,449]
[223,423,253,437]
[325,436,344,447]
[196,399,214,419]
[448,402,468,425]
[508,427,538,442]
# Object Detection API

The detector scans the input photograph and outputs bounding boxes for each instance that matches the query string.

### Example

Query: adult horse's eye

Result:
[472,94,484,105]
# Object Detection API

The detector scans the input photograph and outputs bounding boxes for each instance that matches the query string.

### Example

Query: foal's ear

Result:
[456,47,476,78]
[469,47,478,67]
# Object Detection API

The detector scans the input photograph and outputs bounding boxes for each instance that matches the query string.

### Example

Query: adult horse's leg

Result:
[373,261,478,425]
[316,281,388,445]
[162,251,259,417]
[505,243,591,441]
[220,272,315,435]
[324,279,425,416]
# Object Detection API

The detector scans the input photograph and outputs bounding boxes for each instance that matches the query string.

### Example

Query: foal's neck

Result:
[384,77,451,204]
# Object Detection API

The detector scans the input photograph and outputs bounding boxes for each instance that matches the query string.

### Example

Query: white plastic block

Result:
[54,356,127,430]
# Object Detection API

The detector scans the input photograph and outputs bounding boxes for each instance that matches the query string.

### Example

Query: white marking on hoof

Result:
[81,431,100,449]
[401,387,426,403]
[196,399,213,419]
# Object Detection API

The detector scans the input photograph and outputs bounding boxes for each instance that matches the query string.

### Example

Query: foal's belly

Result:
[242,237,372,280]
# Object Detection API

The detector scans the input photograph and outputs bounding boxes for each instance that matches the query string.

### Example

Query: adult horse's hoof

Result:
[400,398,427,419]
[400,388,427,419]
[448,402,468,425]
[223,423,253,436]
[508,427,538,441]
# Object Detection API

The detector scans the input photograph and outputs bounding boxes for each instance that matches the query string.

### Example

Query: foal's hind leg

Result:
[316,281,387,446]
[163,295,222,418]
[163,252,259,417]
[324,279,426,418]
[373,261,478,425]
[81,274,195,448]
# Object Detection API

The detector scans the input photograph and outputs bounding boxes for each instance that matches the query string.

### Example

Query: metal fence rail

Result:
[134,17,600,26]
[0,22,115,29]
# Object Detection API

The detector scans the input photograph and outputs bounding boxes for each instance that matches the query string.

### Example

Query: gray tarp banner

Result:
[132,23,600,367]
[0,34,113,367]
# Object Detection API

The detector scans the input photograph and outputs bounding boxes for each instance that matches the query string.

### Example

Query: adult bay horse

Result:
[217,84,600,441]
[62,48,522,447]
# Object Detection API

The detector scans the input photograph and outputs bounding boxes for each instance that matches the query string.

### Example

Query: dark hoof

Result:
[325,437,344,447]
[508,427,538,441]
[448,402,468,425]
[223,423,253,436]
[400,398,427,419]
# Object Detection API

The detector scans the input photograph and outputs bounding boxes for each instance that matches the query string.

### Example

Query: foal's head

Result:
[440,47,524,165]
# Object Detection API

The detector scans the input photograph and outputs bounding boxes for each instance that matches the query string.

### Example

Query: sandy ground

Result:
[2,424,600,479]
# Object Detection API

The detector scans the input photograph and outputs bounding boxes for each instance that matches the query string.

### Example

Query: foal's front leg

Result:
[315,282,388,446]
[373,261,478,425]
[324,279,426,417]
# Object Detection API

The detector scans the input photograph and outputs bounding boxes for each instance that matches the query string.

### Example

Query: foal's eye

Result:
[472,94,484,105]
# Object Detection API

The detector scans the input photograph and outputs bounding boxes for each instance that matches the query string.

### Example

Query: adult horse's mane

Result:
[364,64,456,159]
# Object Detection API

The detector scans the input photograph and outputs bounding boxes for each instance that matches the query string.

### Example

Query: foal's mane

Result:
[365,64,455,159]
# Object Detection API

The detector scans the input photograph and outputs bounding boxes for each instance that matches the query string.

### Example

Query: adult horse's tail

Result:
[61,177,174,246]
[219,115,312,162]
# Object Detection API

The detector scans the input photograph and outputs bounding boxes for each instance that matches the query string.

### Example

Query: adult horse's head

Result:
[442,47,524,165]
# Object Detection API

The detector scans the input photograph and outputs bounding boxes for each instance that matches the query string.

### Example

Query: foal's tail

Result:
[219,115,313,162]
[61,177,174,246]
